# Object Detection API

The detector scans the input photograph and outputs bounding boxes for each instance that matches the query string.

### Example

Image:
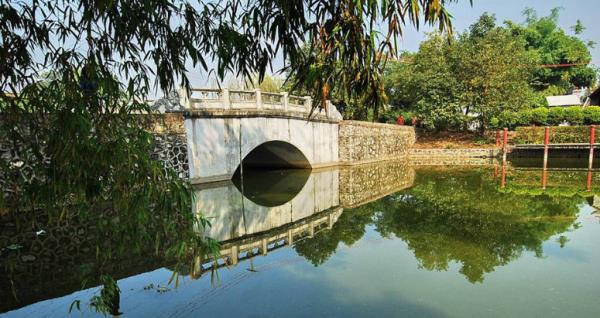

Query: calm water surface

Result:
[2,162,600,317]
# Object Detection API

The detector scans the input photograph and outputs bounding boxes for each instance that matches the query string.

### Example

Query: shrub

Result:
[497,110,518,129]
[489,117,500,129]
[531,107,549,125]
[516,109,533,126]
[564,106,584,125]
[378,109,402,124]
[583,106,600,125]
[547,107,565,125]
[514,126,589,144]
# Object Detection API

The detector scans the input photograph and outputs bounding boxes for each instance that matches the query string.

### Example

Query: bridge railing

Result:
[185,87,315,114]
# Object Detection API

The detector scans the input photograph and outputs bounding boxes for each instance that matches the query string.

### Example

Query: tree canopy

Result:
[383,9,598,131]
[506,7,597,93]
[386,13,537,131]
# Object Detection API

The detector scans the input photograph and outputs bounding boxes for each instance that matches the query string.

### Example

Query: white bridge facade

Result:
[180,88,343,184]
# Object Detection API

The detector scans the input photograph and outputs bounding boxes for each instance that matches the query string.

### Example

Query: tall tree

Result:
[454,14,538,132]
[506,7,597,93]
[385,35,463,129]
[385,13,537,131]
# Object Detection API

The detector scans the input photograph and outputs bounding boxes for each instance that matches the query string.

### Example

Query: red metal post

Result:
[501,164,507,188]
[543,127,550,172]
[589,125,596,170]
[502,128,509,165]
[587,170,593,191]
[542,169,548,189]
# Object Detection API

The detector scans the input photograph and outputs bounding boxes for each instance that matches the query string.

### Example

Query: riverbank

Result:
[409,130,501,162]
[413,130,496,149]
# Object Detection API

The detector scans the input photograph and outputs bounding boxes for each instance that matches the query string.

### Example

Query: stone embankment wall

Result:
[338,121,415,164]
[338,160,415,208]
[148,113,189,179]
[409,148,500,166]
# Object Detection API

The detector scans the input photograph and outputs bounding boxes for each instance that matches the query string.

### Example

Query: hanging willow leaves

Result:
[0,0,464,313]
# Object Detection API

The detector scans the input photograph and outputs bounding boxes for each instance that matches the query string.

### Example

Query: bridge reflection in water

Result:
[189,162,415,277]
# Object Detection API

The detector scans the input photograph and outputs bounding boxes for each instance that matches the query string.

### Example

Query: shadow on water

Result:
[231,168,311,207]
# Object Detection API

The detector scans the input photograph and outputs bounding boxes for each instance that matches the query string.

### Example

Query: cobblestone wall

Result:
[409,148,500,166]
[149,113,188,179]
[339,160,415,208]
[338,121,415,164]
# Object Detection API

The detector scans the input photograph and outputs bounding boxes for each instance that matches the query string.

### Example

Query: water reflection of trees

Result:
[0,206,216,314]
[295,167,582,283]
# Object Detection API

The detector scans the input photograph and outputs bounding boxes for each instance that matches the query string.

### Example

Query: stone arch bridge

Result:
[181,88,343,183]
[151,88,415,184]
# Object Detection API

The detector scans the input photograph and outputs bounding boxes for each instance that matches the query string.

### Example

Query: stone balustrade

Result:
[178,88,343,122]
[185,88,311,112]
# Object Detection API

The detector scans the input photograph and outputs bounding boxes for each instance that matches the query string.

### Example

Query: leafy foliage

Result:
[506,8,597,92]
[384,37,463,129]
[385,13,538,131]
[493,106,600,129]
[384,9,598,132]
[282,0,462,119]
[513,125,592,144]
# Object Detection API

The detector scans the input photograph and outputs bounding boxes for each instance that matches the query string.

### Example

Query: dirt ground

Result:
[413,130,499,149]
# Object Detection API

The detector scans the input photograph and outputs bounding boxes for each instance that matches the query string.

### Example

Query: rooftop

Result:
[546,94,582,107]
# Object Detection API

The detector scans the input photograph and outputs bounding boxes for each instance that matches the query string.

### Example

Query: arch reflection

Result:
[232,169,311,207]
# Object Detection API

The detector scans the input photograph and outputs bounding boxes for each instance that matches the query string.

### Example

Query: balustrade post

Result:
[282,92,289,111]
[501,164,507,188]
[230,245,238,265]
[261,238,268,256]
[255,89,263,109]
[304,96,312,114]
[220,88,231,109]
[177,86,191,109]
[543,126,550,171]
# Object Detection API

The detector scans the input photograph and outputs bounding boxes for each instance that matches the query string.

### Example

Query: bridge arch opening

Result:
[238,140,312,170]
[232,141,312,207]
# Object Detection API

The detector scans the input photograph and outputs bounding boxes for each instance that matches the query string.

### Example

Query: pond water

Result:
[2,161,600,317]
